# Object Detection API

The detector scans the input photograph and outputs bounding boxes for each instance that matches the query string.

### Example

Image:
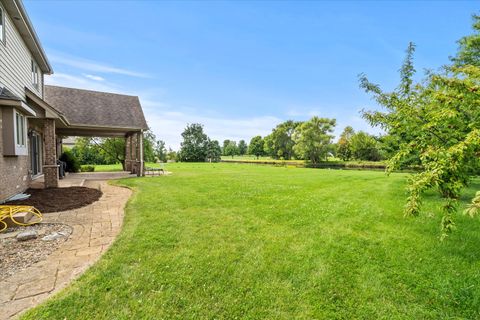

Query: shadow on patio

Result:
[30,172,137,188]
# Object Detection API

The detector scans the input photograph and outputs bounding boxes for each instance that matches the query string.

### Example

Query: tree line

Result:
[176,118,396,164]
[65,129,176,171]
[66,116,392,168]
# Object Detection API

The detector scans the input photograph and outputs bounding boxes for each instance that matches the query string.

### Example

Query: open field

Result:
[221,155,276,161]
[221,158,388,169]
[23,163,480,319]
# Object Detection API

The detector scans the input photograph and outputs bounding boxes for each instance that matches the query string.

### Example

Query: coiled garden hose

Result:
[0,206,43,232]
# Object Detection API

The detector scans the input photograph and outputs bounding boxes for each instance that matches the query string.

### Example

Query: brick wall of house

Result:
[0,111,31,202]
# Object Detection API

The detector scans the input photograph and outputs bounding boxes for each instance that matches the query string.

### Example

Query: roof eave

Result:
[3,0,53,74]
[0,98,37,116]
[25,88,69,125]
[65,123,146,131]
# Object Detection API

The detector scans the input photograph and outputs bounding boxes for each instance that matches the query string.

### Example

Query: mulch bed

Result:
[6,187,102,213]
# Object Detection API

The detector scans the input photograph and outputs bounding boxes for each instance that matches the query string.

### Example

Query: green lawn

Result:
[91,162,163,172]
[221,155,274,161]
[23,163,480,319]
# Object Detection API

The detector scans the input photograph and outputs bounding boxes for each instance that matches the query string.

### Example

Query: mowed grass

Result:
[23,163,480,319]
[91,162,163,172]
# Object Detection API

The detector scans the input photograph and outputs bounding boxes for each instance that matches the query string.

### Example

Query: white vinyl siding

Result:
[0,4,43,100]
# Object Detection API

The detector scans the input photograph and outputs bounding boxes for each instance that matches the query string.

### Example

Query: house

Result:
[0,0,148,202]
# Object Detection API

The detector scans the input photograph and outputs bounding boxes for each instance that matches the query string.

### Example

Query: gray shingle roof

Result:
[44,85,148,130]
[0,86,21,101]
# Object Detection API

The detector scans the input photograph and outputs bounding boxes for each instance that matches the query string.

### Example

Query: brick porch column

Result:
[43,119,59,188]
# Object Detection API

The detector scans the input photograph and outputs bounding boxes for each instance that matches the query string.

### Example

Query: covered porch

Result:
[30,85,148,189]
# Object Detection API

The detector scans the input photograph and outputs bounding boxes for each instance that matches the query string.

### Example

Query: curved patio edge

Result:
[0,181,132,320]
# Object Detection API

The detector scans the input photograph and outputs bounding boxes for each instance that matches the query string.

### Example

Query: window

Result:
[0,5,4,44]
[31,60,39,88]
[15,111,26,147]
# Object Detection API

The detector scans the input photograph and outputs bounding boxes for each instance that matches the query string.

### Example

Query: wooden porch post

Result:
[131,133,138,174]
[43,119,59,188]
[125,133,132,172]
[138,130,144,177]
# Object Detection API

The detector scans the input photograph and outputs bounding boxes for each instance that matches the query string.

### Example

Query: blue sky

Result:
[25,1,478,150]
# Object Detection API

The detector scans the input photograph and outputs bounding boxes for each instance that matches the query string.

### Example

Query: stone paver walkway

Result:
[0,181,132,319]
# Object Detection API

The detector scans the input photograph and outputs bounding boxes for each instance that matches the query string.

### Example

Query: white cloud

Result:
[284,106,326,118]
[83,74,105,81]
[145,110,281,151]
[48,52,150,78]
[45,71,381,149]
[45,71,280,150]
[46,73,121,93]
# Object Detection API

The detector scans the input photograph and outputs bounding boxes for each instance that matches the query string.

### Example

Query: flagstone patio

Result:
[0,180,132,319]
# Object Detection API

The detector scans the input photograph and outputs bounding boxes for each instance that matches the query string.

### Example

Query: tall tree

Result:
[238,140,248,156]
[224,141,238,159]
[360,26,480,238]
[206,139,222,162]
[263,134,274,158]
[350,131,382,161]
[248,136,265,159]
[143,129,157,162]
[71,137,106,165]
[167,148,177,162]
[222,139,231,156]
[293,116,336,164]
[337,126,355,161]
[96,138,126,169]
[178,123,208,162]
[154,140,167,162]
[451,14,480,67]
[265,120,301,160]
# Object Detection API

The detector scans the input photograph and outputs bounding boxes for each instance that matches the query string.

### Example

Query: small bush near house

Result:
[80,165,95,172]
[59,150,81,172]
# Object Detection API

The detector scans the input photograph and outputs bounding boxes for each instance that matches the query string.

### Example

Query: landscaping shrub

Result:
[59,150,81,172]
[80,165,95,172]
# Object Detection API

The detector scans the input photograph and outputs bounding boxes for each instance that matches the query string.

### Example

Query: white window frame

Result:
[14,110,26,148]
[29,131,43,176]
[31,60,39,88]
[0,3,5,45]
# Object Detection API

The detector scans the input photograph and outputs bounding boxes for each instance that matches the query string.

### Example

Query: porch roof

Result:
[0,86,21,101]
[44,85,148,136]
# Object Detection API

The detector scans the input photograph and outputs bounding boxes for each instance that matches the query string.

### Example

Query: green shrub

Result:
[59,150,81,172]
[80,165,95,172]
